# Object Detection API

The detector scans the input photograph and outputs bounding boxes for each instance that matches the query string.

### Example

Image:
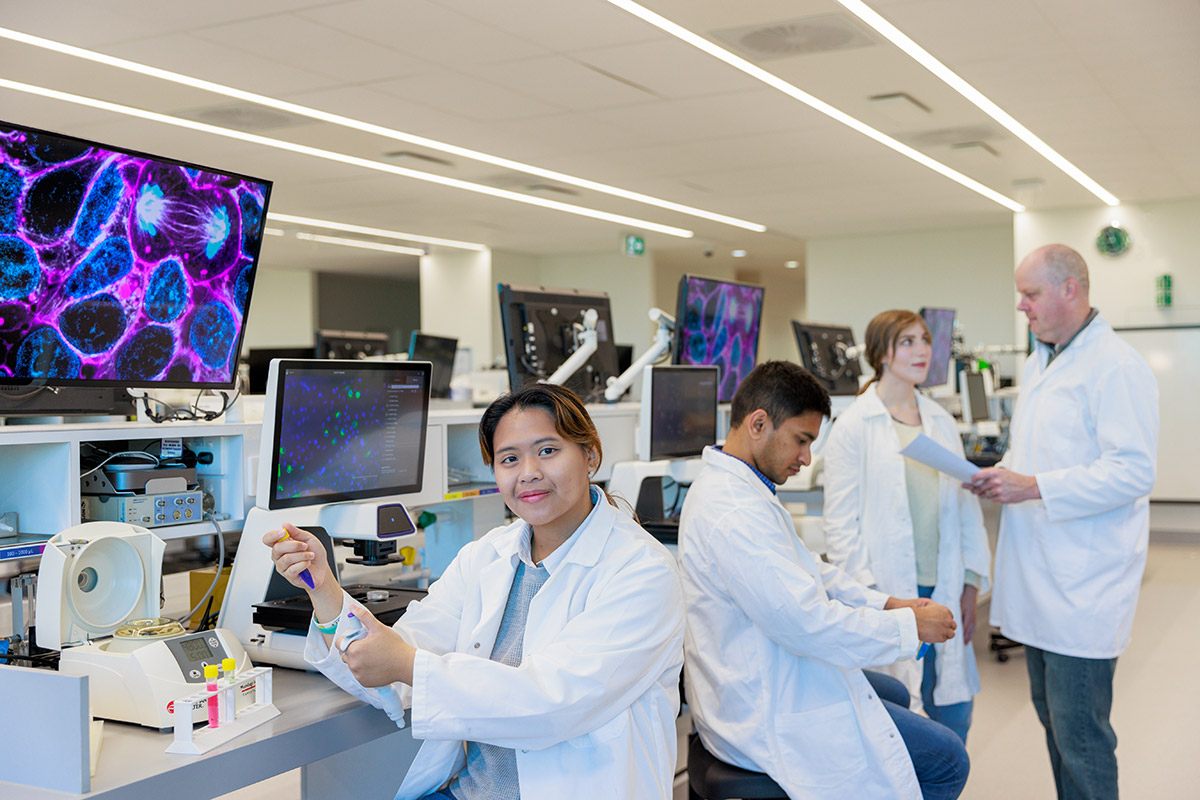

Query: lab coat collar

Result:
[702,445,780,503]
[857,384,937,428]
[1030,312,1113,378]
[487,485,617,571]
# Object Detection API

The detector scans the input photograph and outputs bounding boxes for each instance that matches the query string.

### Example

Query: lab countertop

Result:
[0,667,410,800]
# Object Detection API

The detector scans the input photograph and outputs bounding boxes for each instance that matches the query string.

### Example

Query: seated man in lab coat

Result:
[679,361,969,800]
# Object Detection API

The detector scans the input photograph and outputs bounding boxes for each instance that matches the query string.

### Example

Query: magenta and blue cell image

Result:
[675,276,765,403]
[0,121,271,385]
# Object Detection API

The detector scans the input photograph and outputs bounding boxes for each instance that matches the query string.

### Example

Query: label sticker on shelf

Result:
[443,486,501,501]
[161,438,184,459]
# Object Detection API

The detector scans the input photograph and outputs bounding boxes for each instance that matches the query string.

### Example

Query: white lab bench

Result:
[0,666,419,800]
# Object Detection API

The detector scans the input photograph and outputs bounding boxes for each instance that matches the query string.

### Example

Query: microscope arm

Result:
[543,308,599,386]
[604,308,675,402]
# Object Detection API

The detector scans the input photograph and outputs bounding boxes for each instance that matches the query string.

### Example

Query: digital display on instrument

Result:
[179,635,213,663]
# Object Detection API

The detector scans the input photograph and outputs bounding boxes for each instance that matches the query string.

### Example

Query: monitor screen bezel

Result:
[262,358,432,511]
[0,118,273,389]
[646,364,719,461]
[670,273,765,403]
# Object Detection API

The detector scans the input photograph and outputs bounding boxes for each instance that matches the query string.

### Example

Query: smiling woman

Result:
[265,381,686,800]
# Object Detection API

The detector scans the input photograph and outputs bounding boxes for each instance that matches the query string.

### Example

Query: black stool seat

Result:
[688,733,787,800]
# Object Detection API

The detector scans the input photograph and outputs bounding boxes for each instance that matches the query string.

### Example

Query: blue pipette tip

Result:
[299,568,315,589]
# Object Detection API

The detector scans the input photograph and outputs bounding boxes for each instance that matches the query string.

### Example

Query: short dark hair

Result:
[730,361,831,428]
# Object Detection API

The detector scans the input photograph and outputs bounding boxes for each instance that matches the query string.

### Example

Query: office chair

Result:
[687,733,787,800]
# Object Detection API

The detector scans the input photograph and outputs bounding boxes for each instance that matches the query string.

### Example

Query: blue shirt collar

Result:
[713,446,776,495]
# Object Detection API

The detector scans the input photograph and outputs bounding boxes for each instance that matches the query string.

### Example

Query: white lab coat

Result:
[680,446,923,800]
[306,495,685,800]
[822,386,991,708]
[990,313,1158,659]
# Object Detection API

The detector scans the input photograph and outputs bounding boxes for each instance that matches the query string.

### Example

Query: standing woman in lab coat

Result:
[265,383,685,800]
[823,309,991,742]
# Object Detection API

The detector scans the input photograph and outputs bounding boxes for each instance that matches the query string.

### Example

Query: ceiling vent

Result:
[902,125,1004,148]
[484,173,580,197]
[950,141,1000,157]
[383,150,455,168]
[712,13,877,60]
[174,102,313,132]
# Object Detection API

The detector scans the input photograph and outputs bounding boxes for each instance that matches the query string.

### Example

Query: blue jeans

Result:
[865,670,969,800]
[918,585,973,743]
[1025,645,1119,800]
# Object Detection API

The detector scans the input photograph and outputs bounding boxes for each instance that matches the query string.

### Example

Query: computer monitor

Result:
[638,365,719,462]
[497,284,619,401]
[245,347,316,395]
[792,322,862,395]
[314,329,389,360]
[257,359,431,510]
[959,370,991,424]
[672,275,765,403]
[919,308,956,388]
[0,119,272,389]
[408,332,457,399]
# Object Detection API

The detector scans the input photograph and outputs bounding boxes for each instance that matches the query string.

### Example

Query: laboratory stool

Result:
[687,733,787,800]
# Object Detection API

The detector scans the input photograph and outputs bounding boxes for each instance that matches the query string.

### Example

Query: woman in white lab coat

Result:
[823,309,991,742]
[265,383,685,800]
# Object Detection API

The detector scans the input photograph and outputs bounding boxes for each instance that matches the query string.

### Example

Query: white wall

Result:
[806,224,1016,374]
[1014,197,1200,329]
[420,248,493,373]
[241,268,316,350]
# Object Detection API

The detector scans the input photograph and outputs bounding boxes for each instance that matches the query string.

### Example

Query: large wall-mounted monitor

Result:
[315,329,389,360]
[638,365,719,462]
[671,274,764,403]
[408,332,457,399]
[792,322,862,396]
[497,283,619,402]
[919,307,956,388]
[0,120,271,388]
[257,359,431,511]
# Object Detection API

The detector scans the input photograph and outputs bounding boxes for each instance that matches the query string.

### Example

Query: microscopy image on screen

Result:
[0,122,270,386]
[674,276,764,403]
[273,369,427,503]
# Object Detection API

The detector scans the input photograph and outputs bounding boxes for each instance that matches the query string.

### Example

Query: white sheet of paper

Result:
[900,433,981,484]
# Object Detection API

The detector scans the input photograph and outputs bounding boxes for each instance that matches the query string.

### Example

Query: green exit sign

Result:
[1156,274,1173,308]
[623,234,645,257]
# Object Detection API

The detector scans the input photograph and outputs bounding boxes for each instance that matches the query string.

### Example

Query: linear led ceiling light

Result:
[295,232,425,256]
[0,25,764,232]
[603,0,1024,213]
[267,213,486,251]
[833,1,1118,206]
[0,78,694,238]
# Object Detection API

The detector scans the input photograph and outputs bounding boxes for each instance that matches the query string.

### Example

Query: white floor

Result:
[218,536,1200,800]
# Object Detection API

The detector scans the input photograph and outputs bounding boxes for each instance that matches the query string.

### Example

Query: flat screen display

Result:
[0,120,271,387]
[408,332,456,399]
[672,275,764,403]
[650,366,718,460]
[315,329,388,360]
[268,360,431,509]
[497,283,619,402]
[919,307,956,387]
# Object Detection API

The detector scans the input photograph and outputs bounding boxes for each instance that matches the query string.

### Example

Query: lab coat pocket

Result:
[774,701,868,790]
[568,708,630,748]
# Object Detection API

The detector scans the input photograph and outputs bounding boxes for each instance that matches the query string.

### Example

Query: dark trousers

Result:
[1025,645,1119,799]
[865,670,970,800]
